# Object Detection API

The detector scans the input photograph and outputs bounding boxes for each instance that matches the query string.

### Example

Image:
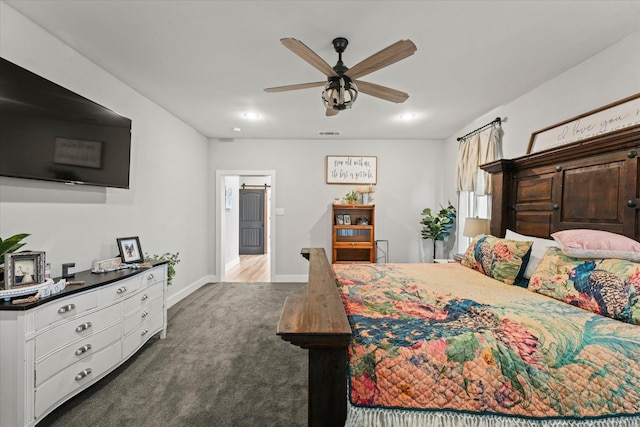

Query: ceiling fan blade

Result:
[345,40,416,80]
[354,80,409,103]
[264,81,326,93]
[281,38,338,77]
[325,108,339,116]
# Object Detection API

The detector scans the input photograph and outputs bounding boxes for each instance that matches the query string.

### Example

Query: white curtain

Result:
[456,124,502,195]
[456,124,502,253]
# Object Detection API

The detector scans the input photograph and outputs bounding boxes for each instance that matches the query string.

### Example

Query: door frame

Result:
[215,170,276,282]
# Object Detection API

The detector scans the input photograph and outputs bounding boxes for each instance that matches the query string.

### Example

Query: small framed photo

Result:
[116,236,144,264]
[336,214,344,225]
[343,214,352,225]
[4,251,46,289]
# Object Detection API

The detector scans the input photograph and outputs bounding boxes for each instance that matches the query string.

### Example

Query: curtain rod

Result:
[456,117,501,142]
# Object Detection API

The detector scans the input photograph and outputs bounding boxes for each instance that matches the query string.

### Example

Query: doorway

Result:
[215,170,276,283]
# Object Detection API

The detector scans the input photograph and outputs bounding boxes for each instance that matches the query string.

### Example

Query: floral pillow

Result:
[529,247,640,325]
[461,234,533,285]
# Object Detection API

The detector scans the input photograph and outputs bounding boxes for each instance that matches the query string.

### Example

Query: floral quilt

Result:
[333,262,640,420]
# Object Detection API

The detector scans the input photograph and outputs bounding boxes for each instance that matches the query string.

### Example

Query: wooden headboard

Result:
[482,126,640,240]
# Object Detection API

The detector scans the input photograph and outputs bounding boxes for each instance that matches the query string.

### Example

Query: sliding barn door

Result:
[239,188,265,254]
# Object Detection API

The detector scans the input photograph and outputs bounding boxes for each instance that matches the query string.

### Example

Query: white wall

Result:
[210,139,446,279]
[443,31,640,244]
[0,3,211,305]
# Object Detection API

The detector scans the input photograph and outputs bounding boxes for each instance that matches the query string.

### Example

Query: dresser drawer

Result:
[35,322,121,387]
[122,312,164,358]
[122,280,164,316]
[34,292,98,332]
[35,302,122,360]
[99,274,143,305]
[34,341,121,418]
[143,267,166,287]
[123,296,164,335]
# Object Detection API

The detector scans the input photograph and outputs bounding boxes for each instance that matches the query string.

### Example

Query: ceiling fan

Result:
[264,37,417,116]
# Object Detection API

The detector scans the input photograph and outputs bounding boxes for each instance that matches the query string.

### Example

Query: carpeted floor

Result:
[37,282,308,427]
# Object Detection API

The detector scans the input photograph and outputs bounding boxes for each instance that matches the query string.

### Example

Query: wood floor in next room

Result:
[225,253,270,282]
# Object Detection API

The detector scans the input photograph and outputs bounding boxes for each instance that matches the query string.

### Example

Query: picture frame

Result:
[326,155,377,184]
[336,214,344,225]
[4,251,46,289]
[527,93,640,154]
[343,214,351,225]
[116,236,144,264]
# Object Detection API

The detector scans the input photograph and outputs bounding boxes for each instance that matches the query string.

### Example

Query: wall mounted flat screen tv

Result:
[0,57,132,188]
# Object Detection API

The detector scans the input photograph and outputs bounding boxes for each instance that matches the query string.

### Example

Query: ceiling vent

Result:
[319,131,341,136]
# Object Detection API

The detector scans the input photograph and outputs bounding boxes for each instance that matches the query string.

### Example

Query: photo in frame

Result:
[343,214,352,225]
[116,236,144,263]
[4,251,46,289]
[336,214,344,225]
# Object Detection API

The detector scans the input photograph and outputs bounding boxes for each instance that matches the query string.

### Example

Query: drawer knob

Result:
[147,273,154,281]
[116,286,127,294]
[75,344,93,356]
[627,199,638,208]
[141,294,149,301]
[142,310,149,318]
[628,150,637,158]
[75,368,92,381]
[75,322,92,332]
[58,304,76,314]
[553,204,560,210]
[141,328,149,336]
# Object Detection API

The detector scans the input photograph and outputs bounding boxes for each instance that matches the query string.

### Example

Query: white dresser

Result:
[0,263,167,427]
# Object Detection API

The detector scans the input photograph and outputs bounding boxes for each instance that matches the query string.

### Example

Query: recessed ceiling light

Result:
[399,112,416,121]
[232,127,242,132]
[243,112,260,120]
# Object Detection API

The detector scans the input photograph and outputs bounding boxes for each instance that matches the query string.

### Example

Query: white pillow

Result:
[505,229,558,280]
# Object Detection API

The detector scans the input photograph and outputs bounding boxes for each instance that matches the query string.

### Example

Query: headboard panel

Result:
[482,125,640,240]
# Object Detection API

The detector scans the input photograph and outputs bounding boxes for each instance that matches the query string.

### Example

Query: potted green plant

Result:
[344,190,359,204]
[420,203,456,261]
[144,252,180,286]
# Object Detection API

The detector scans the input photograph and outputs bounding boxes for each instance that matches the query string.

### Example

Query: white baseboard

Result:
[167,275,217,309]
[225,256,240,271]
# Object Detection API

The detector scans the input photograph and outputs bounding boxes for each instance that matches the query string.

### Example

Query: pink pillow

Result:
[551,229,640,262]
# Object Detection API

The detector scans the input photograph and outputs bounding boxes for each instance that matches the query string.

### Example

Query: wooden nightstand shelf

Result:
[332,204,375,263]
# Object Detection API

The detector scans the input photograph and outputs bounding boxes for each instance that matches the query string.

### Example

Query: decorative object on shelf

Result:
[356,184,376,204]
[357,217,369,225]
[62,262,76,278]
[92,257,122,273]
[343,214,352,225]
[420,203,457,262]
[145,252,180,286]
[116,236,144,263]
[0,278,54,302]
[344,190,359,204]
[4,251,46,290]
[336,214,344,225]
[0,233,30,287]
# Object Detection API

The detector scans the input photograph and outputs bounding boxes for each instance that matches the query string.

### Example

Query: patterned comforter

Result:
[333,263,640,421]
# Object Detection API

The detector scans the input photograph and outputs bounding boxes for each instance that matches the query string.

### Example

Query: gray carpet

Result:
[37,282,308,427]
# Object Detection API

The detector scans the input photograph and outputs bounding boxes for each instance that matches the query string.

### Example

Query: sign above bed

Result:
[528,93,640,154]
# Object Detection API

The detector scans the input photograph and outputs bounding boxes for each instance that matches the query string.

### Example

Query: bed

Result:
[277,124,640,427]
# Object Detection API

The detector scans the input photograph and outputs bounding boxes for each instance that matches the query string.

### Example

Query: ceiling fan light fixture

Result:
[322,76,358,111]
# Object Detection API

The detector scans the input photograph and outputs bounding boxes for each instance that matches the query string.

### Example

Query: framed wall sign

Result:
[326,155,377,184]
[527,93,640,154]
